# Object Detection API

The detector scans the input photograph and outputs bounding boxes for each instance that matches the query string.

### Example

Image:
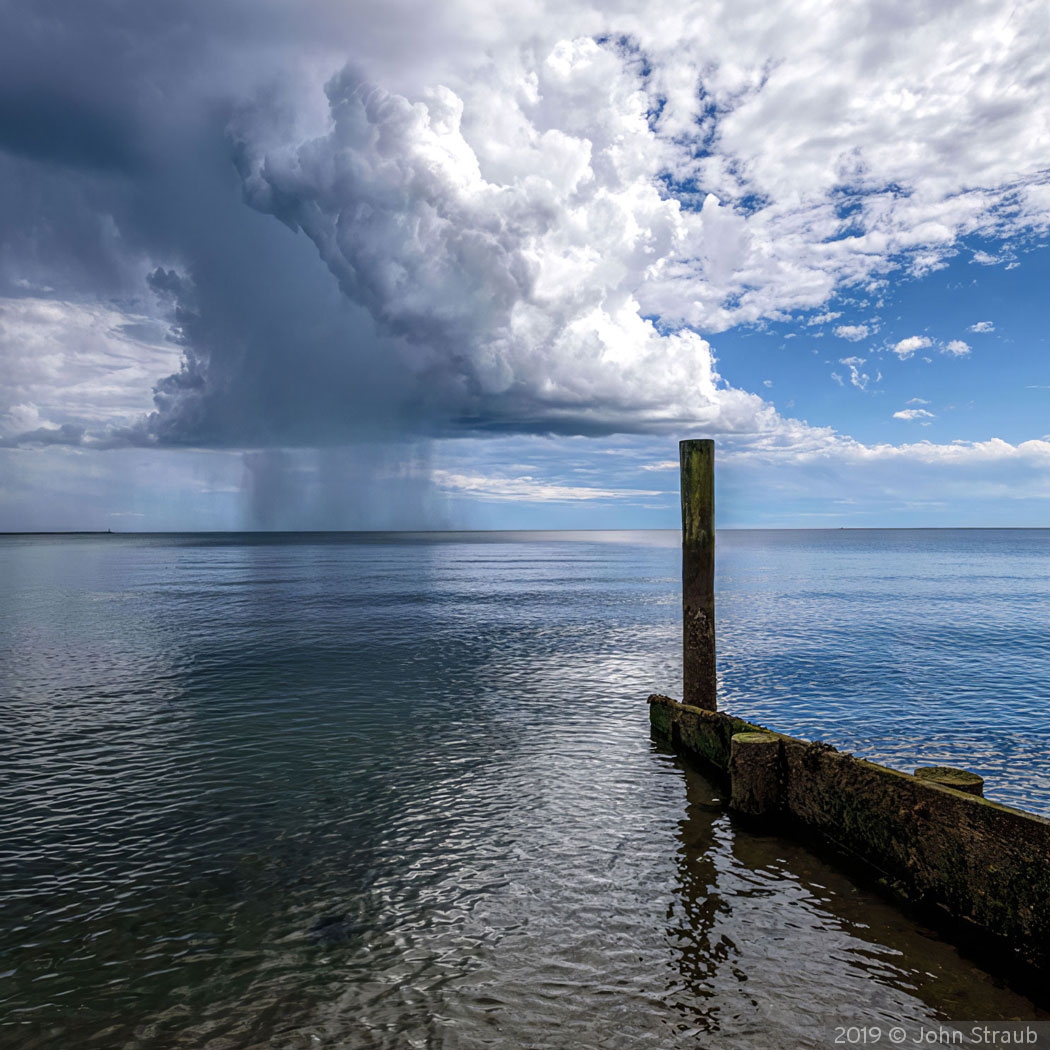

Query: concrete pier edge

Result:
[648,692,1050,999]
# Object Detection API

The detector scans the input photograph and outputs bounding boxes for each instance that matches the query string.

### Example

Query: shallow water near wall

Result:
[2,530,1048,1048]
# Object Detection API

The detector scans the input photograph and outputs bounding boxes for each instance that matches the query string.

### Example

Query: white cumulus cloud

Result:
[891,335,933,360]
[0,298,182,444]
[236,57,781,436]
[221,0,1050,444]
[839,356,870,390]
[6,0,1050,460]
[834,324,870,342]
[807,311,842,326]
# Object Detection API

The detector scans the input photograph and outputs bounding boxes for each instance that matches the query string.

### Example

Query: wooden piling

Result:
[681,439,716,710]
[730,731,782,818]
[915,765,985,797]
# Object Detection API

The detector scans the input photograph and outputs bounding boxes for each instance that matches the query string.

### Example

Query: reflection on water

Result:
[1,531,1047,1048]
[665,762,1046,1047]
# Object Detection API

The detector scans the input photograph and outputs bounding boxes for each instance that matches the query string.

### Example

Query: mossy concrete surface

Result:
[648,692,1050,976]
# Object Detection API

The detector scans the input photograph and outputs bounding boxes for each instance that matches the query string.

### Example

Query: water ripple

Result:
[1,530,1047,1048]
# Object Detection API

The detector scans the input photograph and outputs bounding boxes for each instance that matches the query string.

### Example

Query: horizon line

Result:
[4,526,1050,536]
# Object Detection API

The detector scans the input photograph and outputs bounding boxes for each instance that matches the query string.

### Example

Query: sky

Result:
[1,0,1049,530]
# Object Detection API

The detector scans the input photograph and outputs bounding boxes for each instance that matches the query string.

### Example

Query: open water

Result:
[2,529,1049,1048]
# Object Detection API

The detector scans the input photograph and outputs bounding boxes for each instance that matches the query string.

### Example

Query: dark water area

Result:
[1,529,1048,1048]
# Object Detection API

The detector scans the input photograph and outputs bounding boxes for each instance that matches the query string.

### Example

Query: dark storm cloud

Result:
[0,87,143,173]
[0,0,753,452]
[0,0,431,447]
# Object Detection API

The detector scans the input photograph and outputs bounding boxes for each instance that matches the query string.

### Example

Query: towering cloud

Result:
[234,52,769,436]
[1,0,1049,452]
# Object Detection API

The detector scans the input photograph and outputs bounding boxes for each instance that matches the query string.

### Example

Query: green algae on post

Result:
[680,438,716,711]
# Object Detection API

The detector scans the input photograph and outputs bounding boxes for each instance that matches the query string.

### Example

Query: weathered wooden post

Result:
[680,439,716,710]
[729,731,782,818]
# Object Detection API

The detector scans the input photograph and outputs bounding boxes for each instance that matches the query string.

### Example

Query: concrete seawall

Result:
[649,693,1050,981]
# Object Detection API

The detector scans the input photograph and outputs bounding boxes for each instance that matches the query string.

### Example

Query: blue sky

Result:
[2,0,1049,530]
[716,241,1050,446]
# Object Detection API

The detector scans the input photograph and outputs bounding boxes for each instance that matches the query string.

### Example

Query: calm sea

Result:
[2,529,1048,1048]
